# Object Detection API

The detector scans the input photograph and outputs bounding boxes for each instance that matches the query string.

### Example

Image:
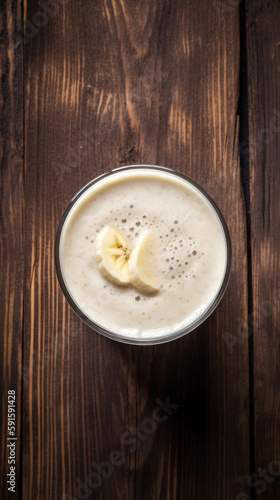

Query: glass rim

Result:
[55,164,232,345]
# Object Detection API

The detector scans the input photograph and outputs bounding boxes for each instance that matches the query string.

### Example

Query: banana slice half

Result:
[128,230,159,295]
[95,226,131,286]
[95,226,159,295]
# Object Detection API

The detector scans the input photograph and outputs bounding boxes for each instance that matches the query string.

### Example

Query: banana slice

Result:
[95,226,131,286]
[128,230,159,295]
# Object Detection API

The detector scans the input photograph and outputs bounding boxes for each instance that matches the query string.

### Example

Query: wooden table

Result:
[1,1,280,499]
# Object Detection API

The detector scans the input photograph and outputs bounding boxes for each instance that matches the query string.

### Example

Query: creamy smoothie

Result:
[58,168,229,340]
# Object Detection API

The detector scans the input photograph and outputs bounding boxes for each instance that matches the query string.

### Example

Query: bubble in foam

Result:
[170,228,174,232]
[129,227,134,231]
[135,221,140,226]
[122,218,127,223]
[192,250,197,255]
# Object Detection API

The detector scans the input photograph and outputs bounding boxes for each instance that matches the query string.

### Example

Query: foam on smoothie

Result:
[60,169,227,339]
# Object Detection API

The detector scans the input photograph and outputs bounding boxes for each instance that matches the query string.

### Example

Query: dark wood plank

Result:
[246,1,280,498]
[0,1,23,499]
[23,1,249,499]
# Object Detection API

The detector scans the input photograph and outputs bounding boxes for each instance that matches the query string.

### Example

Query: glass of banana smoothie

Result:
[55,165,231,345]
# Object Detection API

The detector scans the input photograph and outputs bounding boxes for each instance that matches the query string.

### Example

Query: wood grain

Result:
[246,1,280,498]
[0,1,23,499]
[0,0,257,499]
[22,1,250,499]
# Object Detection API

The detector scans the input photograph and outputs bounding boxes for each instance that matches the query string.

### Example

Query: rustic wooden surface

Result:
[246,1,280,499]
[0,0,279,499]
[0,0,23,498]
